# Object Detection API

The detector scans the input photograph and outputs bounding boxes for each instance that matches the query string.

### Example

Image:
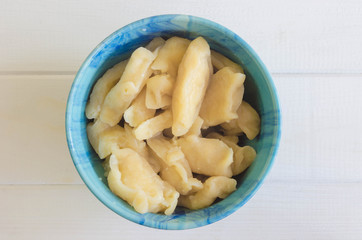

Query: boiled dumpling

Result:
[200,67,245,127]
[184,116,203,137]
[85,59,128,119]
[145,74,173,109]
[211,50,244,73]
[124,87,156,127]
[221,101,260,139]
[206,132,256,175]
[107,148,179,215]
[151,36,190,78]
[147,135,202,195]
[177,135,233,177]
[133,110,172,140]
[172,37,212,136]
[178,176,236,210]
[145,37,166,52]
[100,47,155,126]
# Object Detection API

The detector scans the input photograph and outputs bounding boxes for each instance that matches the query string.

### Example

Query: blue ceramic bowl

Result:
[66,14,281,230]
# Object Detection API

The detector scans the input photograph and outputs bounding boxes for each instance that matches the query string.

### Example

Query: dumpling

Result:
[200,67,245,127]
[221,101,261,140]
[87,121,161,173]
[184,116,203,137]
[177,135,233,177]
[211,50,244,73]
[236,101,261,140]
[145,74,173,109]
[87,121,139,159]
[85,59,128,119]
[124,87,156,127]
[133,110,172,140]
[107,148,179,215]
[147,135,202,195]
[172,37,212,136]
[206,132,256,175]
[145,37,166,52]
[220,118,243,136]
[100,47,155,126]
[178,176,236,210]
[151,36,190,78]
[87,119,111,155]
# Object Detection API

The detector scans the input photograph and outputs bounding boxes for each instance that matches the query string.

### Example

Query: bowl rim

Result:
[66,14,281,230]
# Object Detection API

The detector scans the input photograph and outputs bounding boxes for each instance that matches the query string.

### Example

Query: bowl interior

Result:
[66,14,280,230]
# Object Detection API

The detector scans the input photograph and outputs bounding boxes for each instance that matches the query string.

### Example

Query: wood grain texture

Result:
[1,0,362,73]
[1,183,361,240]
[1,74,361,184]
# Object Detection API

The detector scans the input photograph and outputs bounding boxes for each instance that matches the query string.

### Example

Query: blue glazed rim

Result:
[66,14,281,230]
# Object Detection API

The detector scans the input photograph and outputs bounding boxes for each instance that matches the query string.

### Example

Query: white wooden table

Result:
[1,1,362,239]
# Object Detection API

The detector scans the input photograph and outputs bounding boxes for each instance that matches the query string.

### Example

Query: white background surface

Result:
[1,0,362,239]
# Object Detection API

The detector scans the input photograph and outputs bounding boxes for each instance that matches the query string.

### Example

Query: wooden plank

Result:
[0,75,82,184]
[270,74,362,183]
[1,0,362,73]
[0,182,361,239]
[1,74,362,184]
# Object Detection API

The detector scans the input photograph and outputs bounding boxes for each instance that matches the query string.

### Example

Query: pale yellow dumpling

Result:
[145,74,174,109]
[221,101,261,139]
[178,176,236,210]
[145,37,166,52]
[200,67,245,127]
[151,36,190,78]
[133,110,172,140]
[147,135,202,195]
[94,125,125,159]
[220,118,243,136]
[85,60,128,119]
[236,101,261,140]
[107,148,179,215]
[172,37,212,136]
[211,50,244,73]
[177,135,233,177]
[87,121,161,173]
[206,132,256,175]
[100,47,155,126]
[184,116,203,137]
[87,119,111,155]
[124,87,156,127]
[87,121,140,159]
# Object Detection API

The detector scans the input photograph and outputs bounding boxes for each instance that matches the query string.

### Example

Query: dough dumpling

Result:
[146,74,173,109]
[145,37,166,52]
[207,132,256,175]
[87,121,161,173]
[177,135,233,177]
[151,36,190,78]
[100,47,155,126]
[178,176,236,210]
[172,37,212,136]
[220,118,243,136]
[133,110,172,140]
[124,87,156,127]
[221,101,261,139]
[211,50,244,73]
[107,148,179,215]
[200,67,245,127]
[184,116,203,137]
[87,119,111,155]
[85,60,128,119]
[147,135,202,195]
[236,101,261,140]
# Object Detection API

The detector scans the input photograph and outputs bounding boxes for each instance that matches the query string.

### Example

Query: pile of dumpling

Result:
[86,36,261,215]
